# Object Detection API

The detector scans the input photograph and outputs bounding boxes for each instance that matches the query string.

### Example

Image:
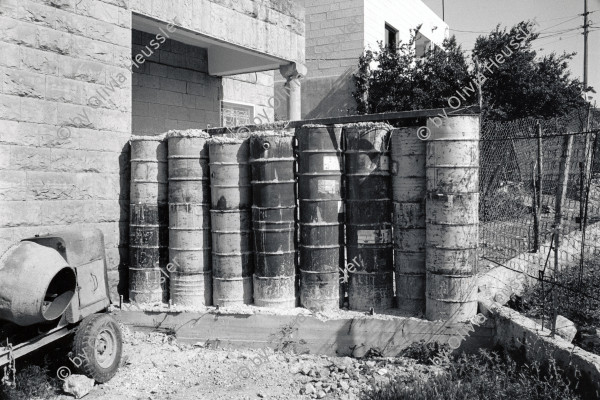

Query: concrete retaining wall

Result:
[480,298,600,395]
[115,309,494,356]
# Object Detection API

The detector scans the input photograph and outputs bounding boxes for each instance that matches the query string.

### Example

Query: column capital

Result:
[279,62,307,81]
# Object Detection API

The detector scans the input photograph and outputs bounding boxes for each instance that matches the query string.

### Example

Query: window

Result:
[221,101,254,127]
[385,23,398,52]
[415,32,432,58]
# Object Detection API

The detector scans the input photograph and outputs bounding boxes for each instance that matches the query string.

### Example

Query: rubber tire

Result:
[72,313,123,383]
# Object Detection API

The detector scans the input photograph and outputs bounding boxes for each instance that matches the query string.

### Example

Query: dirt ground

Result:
[51,328,439,400]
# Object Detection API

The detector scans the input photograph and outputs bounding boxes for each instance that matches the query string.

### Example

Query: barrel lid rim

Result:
[206,136,248,144]
[165,129,210,139]
[130,133,167,142]
[210,209,251,213]
[342,122,394,130]
[298,124,343,128]
[249,130,295,138]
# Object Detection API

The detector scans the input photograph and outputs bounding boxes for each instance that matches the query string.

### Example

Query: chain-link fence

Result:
[479,107,600,343]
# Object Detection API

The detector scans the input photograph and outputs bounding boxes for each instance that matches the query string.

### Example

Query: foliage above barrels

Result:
[353,20,589,122]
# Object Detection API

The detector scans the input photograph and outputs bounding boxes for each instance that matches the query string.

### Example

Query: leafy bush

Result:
[480,181,532,222]
[353,20,587,122]
[518,256,600,355]
[400,340,450,365]
[363,349,584,400]
[0,364,58,400]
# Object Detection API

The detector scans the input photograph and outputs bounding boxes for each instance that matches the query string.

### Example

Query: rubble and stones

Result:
[55,328,442,400]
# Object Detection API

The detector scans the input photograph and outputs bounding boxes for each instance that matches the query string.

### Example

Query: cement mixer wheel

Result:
[71,313,122,383]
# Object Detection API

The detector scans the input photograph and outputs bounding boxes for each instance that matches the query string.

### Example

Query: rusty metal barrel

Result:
[426,116,479,321]
[129,135,168,303]
[167,130,212,307]
[297,124,343,311]
[208,137,253,306]
[209,137,252,210]
[344,123,394,311]
[250,132,296,308]
[391,128,426,314]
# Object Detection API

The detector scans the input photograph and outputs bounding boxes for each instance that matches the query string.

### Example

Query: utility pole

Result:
[442,0,445,21]
[583,0,589,91]
[582,0,592,201]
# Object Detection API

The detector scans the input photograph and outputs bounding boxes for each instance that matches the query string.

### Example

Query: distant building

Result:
[276,0,448,120]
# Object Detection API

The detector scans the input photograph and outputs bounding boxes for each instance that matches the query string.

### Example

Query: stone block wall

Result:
[0,0,132,300]
[222,72,275,124]
[300,0,364,79]
[131,32,275,133]
[276,0,363,120]
[0,0,304,300]
[130,0,305,63]
[132,30,221,134]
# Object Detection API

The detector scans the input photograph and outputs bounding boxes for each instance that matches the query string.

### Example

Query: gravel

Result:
[53,327,441,400]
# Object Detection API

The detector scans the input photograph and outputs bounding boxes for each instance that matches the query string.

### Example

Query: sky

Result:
[422,0,600,103]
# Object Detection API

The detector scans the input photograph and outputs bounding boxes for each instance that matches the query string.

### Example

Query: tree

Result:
[354,20,589,121]
[353,30,473,114]
[472,21,587,121]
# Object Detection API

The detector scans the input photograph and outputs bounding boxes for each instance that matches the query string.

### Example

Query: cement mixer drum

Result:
[0,241,77,326]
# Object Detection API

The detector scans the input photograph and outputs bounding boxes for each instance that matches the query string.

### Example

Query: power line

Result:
[536,27,583,39]
[537,13,588,23]
[305,57,361,61]
[538,15,582,33]
[451,19,582,38]
[537,35,582,49]
[536,32,582,48]
[450,28,492,34]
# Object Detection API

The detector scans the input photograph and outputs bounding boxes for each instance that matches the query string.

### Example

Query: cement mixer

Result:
[0,228,122,384]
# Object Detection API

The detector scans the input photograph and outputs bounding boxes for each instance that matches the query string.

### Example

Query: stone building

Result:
[0,0,305,298]
[276,0,448,119]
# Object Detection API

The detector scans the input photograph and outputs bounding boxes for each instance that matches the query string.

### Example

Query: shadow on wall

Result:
[304,68,358,120]
[274,67,358,121]
[118,142,131,300]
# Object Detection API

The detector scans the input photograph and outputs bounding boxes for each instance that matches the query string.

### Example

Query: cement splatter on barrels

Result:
[344,123,394,311]
[425,116,479,321]
[250,132,296,308]
[391,127,426,314]
[211,210,253,305]
[129,135,168,303]
[167,130,212,307]
[208,137,253,306]
[297,124,343,311]
[208,137,252,210]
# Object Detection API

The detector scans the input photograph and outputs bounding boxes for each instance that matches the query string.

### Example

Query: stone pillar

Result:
[280,63,306,121]
[425,116,480,322]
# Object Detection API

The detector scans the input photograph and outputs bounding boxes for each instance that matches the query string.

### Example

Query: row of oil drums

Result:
[129,118,479,320]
